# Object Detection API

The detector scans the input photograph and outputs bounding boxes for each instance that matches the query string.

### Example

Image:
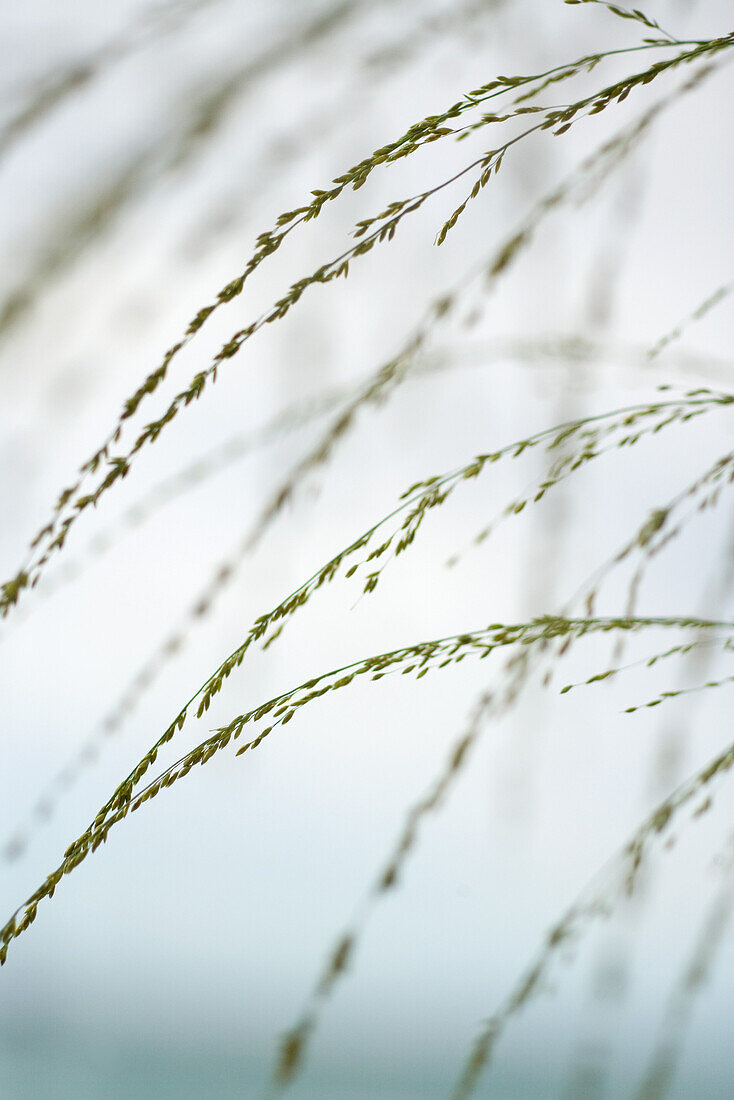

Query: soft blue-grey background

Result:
[1,1,734,1096]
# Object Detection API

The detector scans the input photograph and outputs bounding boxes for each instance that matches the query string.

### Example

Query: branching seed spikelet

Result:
[3,30,730,618]
[3,7,734,1098]
[3,614,733,967]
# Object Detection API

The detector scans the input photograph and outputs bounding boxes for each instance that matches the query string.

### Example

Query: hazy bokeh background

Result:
[1,1,734,1096]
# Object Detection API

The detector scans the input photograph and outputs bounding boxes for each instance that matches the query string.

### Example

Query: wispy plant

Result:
[2,3,734,1097]
[3,25,731,617]
[648,279,733,360]
[449,726,734,1098]
[634,832,734,1099]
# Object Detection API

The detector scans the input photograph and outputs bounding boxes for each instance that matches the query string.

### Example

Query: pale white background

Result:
[1,1,734,1096]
